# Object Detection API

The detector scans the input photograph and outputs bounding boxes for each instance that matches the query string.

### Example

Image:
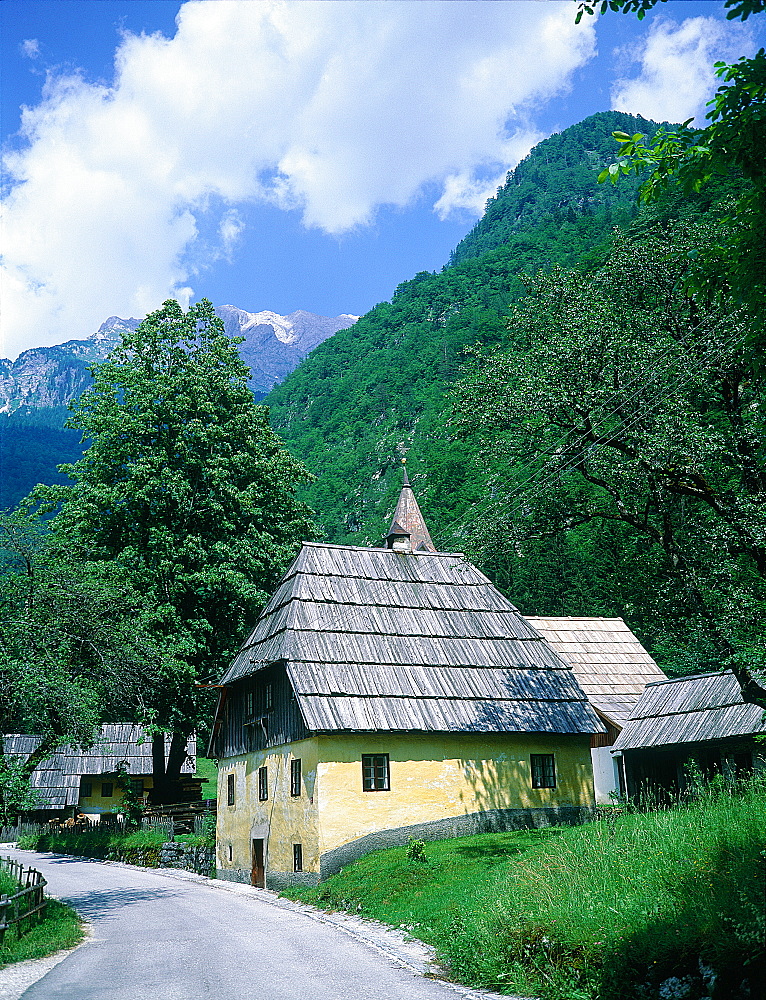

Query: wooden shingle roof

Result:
[3,726,195,811]
[612,671,766,751]
[524,616,666,726]
[221,543,605,736]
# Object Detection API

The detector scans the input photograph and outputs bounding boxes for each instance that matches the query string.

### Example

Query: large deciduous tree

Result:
[35,298,316,801]
[452,222,766,708]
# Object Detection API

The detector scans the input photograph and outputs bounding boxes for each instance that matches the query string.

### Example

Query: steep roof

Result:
[383,466,436,552]
[3,726,195,811]
[524,616,666,727]
[221,543,605,735]
[612,670,766,751]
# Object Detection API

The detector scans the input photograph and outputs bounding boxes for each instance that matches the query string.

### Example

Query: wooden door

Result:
[251,838,265,888]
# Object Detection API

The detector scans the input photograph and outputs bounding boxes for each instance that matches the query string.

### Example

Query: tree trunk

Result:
[149,731,189,804]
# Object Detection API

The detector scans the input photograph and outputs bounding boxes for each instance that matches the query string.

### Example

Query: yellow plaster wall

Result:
[316,732,594,856]
[216,738,320,876]
[77,775,153,816]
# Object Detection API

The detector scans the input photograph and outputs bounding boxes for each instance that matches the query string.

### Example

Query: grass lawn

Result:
[0,866,84,969]
[283,777,766,1000]
[282,828,562,950]
[195,756,218,798]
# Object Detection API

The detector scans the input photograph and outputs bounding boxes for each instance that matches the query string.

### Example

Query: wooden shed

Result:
[524,617,666,801]
[4,726,197,820]
[211,475,605,888]
[612,670,766,799]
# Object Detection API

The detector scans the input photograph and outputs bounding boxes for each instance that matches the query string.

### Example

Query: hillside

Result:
[266,112,660,546]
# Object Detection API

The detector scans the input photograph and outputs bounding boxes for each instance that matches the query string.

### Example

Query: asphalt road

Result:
[3,849,506,1000]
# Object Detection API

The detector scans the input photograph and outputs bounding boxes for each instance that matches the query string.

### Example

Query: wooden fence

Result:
[0,857,47,945]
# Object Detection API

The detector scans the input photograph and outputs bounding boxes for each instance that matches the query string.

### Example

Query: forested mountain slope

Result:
[266,112,658,546]
[266,111,758,677]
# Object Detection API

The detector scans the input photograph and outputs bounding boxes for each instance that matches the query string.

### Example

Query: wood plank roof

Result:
[525,616,666,726]
[221,542,605,736]
[3,726,196,811]
[612,671,766,750]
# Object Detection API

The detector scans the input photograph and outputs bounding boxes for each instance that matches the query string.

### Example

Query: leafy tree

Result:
[452,222,766,707]
[578,0,766,328]
[0,510,160,810]
[34,298,317,801]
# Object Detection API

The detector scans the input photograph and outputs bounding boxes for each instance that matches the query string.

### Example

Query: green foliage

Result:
[450,111,657,266]
[267,114,658,548]
[405,837,428,864]
[0,898,83,970]
[17,825,166,864]
[30,298,317,792]
[451,220,766,692]
[588,1,766,333]
[113,761,144,829]
[284,779,766,1000]
[0,408,83,512]
[0,510,161,773]
[441,778,766,999]
[281,828,558,944]
[0,754,42,826]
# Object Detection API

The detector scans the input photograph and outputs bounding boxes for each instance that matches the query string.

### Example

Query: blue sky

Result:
[2,0,763,359]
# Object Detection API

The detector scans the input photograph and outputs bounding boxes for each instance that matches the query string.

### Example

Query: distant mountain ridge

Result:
[0,307,357,413]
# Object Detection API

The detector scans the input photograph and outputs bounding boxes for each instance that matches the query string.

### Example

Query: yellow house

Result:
[5,725,197,821]
[210,472,605,888]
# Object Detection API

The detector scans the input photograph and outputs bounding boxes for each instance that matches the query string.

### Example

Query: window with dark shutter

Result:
[293,843,303,872]
[227,773,235,805]
[258,765,268,801]
[290,758,301,797]
[531,754,556,789]
[80,780,92,798]
[362,754,390,791]
[101,782,113,797]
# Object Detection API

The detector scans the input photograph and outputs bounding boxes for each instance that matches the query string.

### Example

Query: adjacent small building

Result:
[524,617,666,802]
[4,725,197,821]
[612,670,766,799]
[211,473,605,888]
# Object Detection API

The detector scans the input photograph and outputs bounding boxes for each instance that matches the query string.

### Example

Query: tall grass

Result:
[442,776,766,998]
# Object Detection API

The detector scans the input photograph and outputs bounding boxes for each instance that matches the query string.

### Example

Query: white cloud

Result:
[20,39,41,59]
[611,16,754,125]
[1,0,597,358]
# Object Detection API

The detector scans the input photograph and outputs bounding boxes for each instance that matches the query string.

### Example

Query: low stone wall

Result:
[158,842,215,877]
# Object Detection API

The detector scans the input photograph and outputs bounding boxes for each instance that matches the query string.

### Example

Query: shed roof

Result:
[3,726,195,811]
[524,616,666,726]
[612,671,766,751]
[221,542,605,736]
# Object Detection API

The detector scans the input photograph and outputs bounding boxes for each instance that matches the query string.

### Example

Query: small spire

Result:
[384,461,436,553]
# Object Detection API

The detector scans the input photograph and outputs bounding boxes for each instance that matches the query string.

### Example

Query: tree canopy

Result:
[32,298,317,799]
[452,220,766,707]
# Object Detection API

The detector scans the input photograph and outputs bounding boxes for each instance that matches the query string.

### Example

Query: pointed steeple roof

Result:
[384,462,436,552]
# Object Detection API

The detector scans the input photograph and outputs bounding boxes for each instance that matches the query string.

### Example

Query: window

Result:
[101,781,113,798]
[290,758,302,797]
[227,773,236,806]
[265,683,273,711]
[80,780,92,798]
[245,689,254,718]
[531,754,556,789]
[293,843,303,872]
[362,754,390,791]
[258,766,268,801]
[129,779,144,795]
[228,844,233,862]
